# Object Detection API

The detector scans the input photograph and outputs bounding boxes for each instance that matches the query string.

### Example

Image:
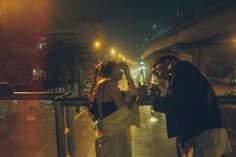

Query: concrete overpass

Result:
[142,0,236,74]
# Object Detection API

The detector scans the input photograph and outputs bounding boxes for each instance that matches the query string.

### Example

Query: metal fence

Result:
[0,93,236,157]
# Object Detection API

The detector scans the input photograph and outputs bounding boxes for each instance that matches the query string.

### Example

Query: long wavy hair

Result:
[89,60,117,97]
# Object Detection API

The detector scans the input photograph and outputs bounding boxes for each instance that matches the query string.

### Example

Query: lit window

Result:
[33,69,36,75]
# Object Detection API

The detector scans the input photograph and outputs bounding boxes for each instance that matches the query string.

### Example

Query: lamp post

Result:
[94,40,101,49]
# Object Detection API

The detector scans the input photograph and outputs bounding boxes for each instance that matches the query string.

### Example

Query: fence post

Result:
[54,101,67,157]
[66,107,76,157]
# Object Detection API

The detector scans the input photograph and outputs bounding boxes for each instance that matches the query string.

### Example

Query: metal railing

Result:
[0,92,67,157]
[1,93,236,157]
[0,92,90,157]
[53,95,236,157]
[0,92,66,100]
[54,96,90,157]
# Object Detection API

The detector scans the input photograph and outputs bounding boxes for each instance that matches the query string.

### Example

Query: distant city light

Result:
[110,48,116,55]
[150,117,158,122]
[33,69,36,74]
[94,41,101,49]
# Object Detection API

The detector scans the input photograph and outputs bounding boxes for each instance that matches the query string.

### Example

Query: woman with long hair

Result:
[89,60,140,157]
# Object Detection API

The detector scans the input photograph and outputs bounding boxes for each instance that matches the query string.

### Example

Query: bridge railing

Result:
[1,93,236,157]
[54,95,236,157]
[0,92,92,157]
[0,92,66,157]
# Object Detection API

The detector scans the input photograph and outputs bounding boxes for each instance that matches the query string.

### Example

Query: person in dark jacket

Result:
[152,55,231,157]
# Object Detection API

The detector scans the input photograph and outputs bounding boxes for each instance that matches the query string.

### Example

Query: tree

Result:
[45,40,75,91]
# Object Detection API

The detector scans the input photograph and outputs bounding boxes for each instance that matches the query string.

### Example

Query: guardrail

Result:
[0,92,67,100]
[54,96,90,157]
[53,95,236,157]
[0,92,89,157]
[0,92,69,157]
[1,93,236,157]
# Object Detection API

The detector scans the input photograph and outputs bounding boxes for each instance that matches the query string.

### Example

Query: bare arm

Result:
[119,62,138,95]
[108,80,127,109]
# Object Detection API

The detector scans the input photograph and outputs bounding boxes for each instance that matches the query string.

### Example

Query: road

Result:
[210,81,235,95]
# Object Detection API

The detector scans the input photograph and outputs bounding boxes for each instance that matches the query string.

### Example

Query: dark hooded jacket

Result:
[153,61,224,141]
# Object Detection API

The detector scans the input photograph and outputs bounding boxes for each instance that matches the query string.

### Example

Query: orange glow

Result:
[3,0,51,33]
[110,48,116,55]
[94,41,101,49]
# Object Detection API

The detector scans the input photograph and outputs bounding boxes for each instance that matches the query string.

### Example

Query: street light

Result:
[94,40,101,49]
[110,48,116,55]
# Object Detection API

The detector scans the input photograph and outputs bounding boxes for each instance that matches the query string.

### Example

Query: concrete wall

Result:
[176,42,236,77]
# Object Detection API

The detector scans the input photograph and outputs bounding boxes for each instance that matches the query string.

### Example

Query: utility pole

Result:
[74,49,79,96]
[177,0,180,17]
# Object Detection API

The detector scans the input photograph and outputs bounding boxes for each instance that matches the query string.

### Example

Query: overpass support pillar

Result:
[192,48,207,75]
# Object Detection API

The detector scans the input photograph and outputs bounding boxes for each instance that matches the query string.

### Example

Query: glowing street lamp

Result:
[94,40,101,49]
[110,48,116,55]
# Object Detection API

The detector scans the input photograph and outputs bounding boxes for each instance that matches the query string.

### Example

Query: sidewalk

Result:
[132,106,177,157]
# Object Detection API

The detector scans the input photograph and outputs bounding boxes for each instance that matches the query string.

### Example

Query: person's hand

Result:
[119,61,131,78]
[119,61,129,72]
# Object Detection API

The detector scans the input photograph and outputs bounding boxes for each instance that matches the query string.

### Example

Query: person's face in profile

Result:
[156,62,169,80]
[111,64,123,81]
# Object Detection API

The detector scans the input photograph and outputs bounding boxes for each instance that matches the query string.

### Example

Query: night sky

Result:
[52,0,221,58]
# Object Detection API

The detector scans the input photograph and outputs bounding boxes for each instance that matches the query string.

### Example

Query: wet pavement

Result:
[132,106,177,157]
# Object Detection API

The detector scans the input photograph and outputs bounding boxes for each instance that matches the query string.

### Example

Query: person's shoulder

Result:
[175,60,198,72]
[176,60,192,67]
